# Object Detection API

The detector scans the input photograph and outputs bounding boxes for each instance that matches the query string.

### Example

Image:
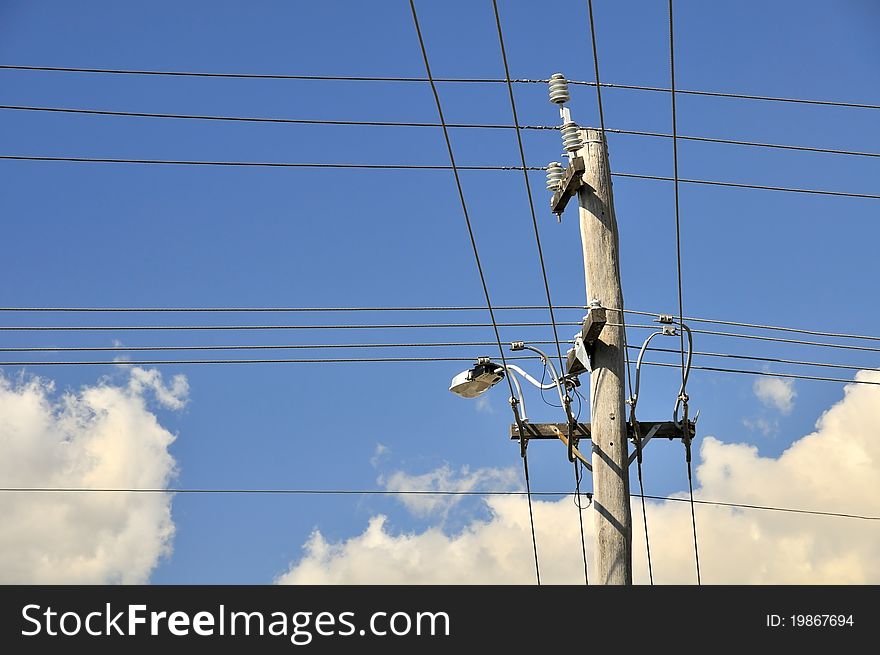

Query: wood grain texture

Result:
[577,127,632,584]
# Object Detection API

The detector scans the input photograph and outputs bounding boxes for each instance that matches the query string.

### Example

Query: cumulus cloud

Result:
[128,367,189,410]
[379,464,519,520]
[278,372,880,584]
[0,367,186,583]
[753,377,796,414]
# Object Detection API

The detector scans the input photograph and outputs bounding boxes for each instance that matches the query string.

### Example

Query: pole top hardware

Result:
[566,305,607,376]
[550,157,593,216]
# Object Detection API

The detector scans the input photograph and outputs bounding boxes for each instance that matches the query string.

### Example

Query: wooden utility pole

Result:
[576,127,632,584]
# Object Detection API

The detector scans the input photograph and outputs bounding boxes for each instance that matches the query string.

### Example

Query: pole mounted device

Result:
[546,74,593,220]
[446,71,699,585]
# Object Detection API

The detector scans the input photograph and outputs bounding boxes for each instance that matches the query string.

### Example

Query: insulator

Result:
[548,73,570,104]
[561,121,583,152]
[545,161,564,191]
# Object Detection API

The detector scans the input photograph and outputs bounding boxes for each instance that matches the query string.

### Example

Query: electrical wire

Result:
[3,154,877,199]
[632,344,880,375]
[3,64,877,110]
[668,0,700,585]
[626,322,880,356]
[0,487,876,522]
[521,448,541,586]
[605,127,880,159]
[3,304,880,347]
[613,171,880,200]
[0,340,875,381]
[0,104,549,131]
[0,355,545,366]
[0,320,583,332]
[492,0,567,381]
[640,359,880,387]
[573,459,590,585]
[0,340,563,353]
[5,105,879,160]
[635,442,654,585]
[586,0,635,405]
[570,382,589,586]
[629,331,659,585]
[408,0,539,585]
[3,354,879,388]
[0,64,514,83]
[0,155,530,170]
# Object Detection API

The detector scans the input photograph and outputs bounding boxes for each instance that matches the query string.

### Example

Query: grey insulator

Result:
[561,122,583,152]
[546,162,564,191]
[548,73,570,104]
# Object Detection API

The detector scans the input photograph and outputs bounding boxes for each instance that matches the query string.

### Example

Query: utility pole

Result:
[492,74,693,584]
[576,127,632,585]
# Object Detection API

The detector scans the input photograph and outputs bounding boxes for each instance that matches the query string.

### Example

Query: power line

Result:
[0,340,561,353]
[641,359,880,387]
[5,105,879,160]
[4,304,880,346]
[0,355,544,366]
[599,82,880,112]
[586,0,636,406]
[0,155,528,170]
[607,127,880,159]
[410,0,539,585]
[3,154,877,200]
[667,0,701,586]
[613,172,880,200]
[0,341,874,381]
[0,304,583,313]
[6,316,880,359]
[3,64,878,111]
[492,0,567,382]
[606,307,880,346]
[634,344,880,375]
[4,356,880,389]
[0,64,513,83]
[573,460,590,586]
[0,485,876,522]
[662,324,880,355]
[0,320,583,331]
[0,104,549,131]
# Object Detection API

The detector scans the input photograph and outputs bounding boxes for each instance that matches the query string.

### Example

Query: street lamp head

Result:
[448,357,505,398]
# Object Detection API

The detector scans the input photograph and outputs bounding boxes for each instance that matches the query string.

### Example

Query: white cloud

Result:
[474,396,494,414]
[379,464,520,520]
[753,377,796,414]
[0,367,185,583]
[742,417,777,436]
[128,367,189,410]
[278,372,880,584]
[370,443,390,468]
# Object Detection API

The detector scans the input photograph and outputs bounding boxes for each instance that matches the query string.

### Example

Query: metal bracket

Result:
[628,422,662,466]
[566,305,606,375]
[550,156,592,215]
[509,420,696,469]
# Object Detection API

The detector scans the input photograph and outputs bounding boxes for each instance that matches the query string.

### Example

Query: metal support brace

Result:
[566,304,607,375]
[549,425,592,471]
[628,423,662,466]
[550,156,593,216]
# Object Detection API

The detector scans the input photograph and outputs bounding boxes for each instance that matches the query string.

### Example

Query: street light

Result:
[448,344,574,424]
[448,357,506,399]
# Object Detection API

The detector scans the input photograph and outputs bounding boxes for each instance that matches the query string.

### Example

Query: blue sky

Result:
[1,0,878,583]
